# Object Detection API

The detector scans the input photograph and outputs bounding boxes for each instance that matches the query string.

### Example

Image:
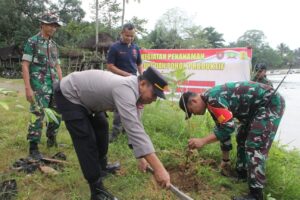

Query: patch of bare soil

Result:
[168,164,207,192]
[166,157,232,199]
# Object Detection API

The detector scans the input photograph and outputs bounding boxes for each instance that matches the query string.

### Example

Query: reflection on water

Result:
[268,73,300,149]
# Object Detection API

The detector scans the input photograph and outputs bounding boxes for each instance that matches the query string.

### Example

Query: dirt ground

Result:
[166,157,233,200]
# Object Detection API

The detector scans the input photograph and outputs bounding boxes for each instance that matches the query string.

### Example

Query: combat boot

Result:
[109,132,119,143]
[236,169,247,182]
[89,178,118,200]
[47,135,58,148]
[99,157,120,178]
[233,187,263,200]
[29,142,43,160]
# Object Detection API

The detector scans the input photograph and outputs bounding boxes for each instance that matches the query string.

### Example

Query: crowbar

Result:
[146,166,194,200]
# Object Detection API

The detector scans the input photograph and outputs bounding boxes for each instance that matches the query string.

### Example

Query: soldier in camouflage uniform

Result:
[179,81,285,200]
[252,63,273,87]
[219,63,274,177]
[21,13,63,160]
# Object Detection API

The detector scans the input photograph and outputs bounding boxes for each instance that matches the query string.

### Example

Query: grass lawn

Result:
[0,78,299,200]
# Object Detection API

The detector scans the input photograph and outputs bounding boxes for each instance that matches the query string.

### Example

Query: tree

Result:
[277,43,291,57]
[90,0,122,40]
[293,48,300,68]
[146,25,183,49]
[62,21,95,47]
[96,0,122,30]
[276,43,294,68]
[145,7,199,49]
[121,0,141,26]
[125,16,148,37]
[49,0,85,23]
[156,7,191,38]
[254,45,282,69]
[236,30,269,67]
[181,25,211,48]
[203,27,225,48]
[0,0,46,46]
[0,0,86,47]
[237,30,267,49]
[48,0,85,46]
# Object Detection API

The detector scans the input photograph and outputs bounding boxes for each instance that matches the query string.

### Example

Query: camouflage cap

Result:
[39,13,64,26]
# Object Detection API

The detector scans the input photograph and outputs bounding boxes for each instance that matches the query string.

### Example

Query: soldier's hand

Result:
[25,88,34,104]
[154,167,171,188]
[138,158,149,173]
[188,138,206,150]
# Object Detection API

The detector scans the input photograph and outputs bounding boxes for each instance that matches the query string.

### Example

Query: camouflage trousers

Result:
[27,92,61,143]
[221,94,285,189]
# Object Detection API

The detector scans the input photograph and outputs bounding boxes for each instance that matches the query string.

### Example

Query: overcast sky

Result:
[81,0,299,50]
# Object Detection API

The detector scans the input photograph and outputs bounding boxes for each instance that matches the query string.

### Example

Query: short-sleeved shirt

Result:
[22,32,60,94]
[60,70,154,158]
[201,81,276,141]
[107,41,142,75]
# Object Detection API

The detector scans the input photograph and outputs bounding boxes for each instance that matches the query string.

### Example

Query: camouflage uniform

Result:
[202,81,285,189]
[219,77,274,153]
[251,76,273,87]
[22,32,61,143]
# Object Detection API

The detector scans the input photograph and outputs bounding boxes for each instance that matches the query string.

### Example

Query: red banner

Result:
[141,48,252,93]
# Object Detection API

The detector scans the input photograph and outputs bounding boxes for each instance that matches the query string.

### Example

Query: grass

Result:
[0,78,300,200]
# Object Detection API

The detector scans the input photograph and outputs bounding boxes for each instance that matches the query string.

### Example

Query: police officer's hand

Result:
[25,88,35,104]
[138,158,149,173]
[188,138,206,150]
[154,167,171,188]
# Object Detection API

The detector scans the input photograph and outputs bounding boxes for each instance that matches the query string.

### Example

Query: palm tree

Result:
[277,43,290,57]
[203,27,225,48]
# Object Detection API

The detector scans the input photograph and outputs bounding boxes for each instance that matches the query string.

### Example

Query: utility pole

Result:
[95,0,99,54]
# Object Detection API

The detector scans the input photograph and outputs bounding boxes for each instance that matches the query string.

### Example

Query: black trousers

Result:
[54,85,109,184]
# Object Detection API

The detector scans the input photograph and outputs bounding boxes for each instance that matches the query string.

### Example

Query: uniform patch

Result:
[207,104,233,124]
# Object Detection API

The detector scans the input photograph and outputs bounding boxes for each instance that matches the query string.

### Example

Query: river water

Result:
[268,73,300,149]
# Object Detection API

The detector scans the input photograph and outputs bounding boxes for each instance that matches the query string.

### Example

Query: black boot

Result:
[105,162,121,173]
[236,169,247,182]
[89,178,118,200]
[99,157,121,178]
[233,187,263,200]
[47,135,58,148]
[250,187,263,200]
[109,132,120,143]
[29,142,43,160]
